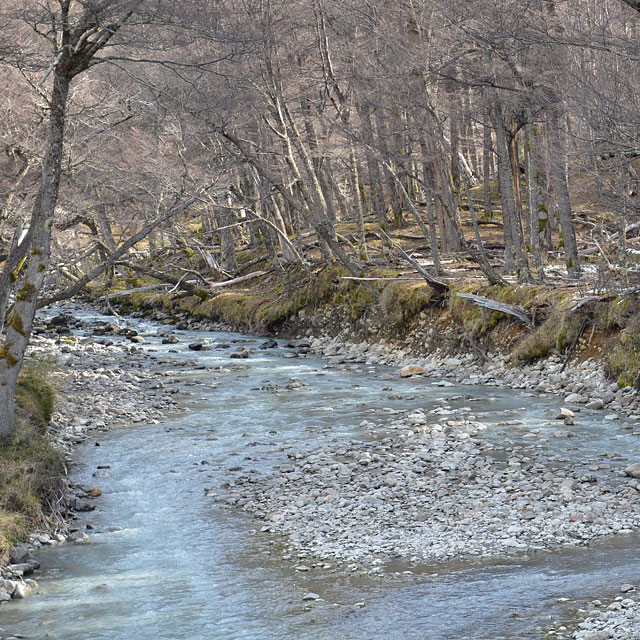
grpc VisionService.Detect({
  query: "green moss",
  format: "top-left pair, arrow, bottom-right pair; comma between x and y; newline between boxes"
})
597,296 -> 631,331
380,282 -> 435,327
8,313 -> 25,336
0,343 -> 18,367
196,291 -> 264,329
334,282 -> 378,321
16,282 -> 36,302
604,318 -> 640,387
514,310 -> 584,363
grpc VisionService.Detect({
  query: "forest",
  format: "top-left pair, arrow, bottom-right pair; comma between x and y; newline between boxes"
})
0,0 -> 639,434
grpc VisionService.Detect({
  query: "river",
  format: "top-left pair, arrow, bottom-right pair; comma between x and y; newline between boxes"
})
1,309 -> 638,639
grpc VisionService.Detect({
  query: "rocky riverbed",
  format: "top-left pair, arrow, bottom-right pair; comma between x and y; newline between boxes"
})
570,591 -> 640,640
306,333 -> 640,422
2,304 -> 639,638
215,406 -> 640,570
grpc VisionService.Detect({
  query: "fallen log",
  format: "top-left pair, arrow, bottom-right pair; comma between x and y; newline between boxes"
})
106,284 -> 172,300
456,293 -> 532,327
209,269 -> 270,289
377,229 -> 449,293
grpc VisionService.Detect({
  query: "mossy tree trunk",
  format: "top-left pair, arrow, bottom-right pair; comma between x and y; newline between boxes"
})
0,67 -> 70,437
0,1 -> 136,437
546,107 -> 580,279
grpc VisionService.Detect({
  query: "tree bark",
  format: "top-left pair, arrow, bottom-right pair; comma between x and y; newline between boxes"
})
524,121 -> 545,281
546,108 -> 580,278
486,84 -> 530,280
0,68 -> 70,437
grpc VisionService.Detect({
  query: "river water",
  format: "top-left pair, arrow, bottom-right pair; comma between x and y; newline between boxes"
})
1,311 -> 639,639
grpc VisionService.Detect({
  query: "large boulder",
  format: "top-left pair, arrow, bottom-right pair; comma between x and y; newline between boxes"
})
399,365 -> 426,378
12,581 -> 34,599
624,463 -> 640,479
0,579 -> 17,596
8,545 -> 30,565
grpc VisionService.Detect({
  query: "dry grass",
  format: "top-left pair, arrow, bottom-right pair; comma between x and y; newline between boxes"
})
0,365 -> 65,559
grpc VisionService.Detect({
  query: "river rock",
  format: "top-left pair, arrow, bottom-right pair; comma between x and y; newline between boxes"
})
624,463 -> 640,479
0,580 -> 17,596
12,582 -> 33,599
586,399 -> 605,410
49,313 -> 73,327
259,339 -> 278,349
188,341 -> 205,351
8,545 -> 30,565
288,338 -> 311,348
72,498 -> 96,512
10,561 -> 39,575
399,365 -> 426,378
302,592 -> 320,601
68,530 -> 90,543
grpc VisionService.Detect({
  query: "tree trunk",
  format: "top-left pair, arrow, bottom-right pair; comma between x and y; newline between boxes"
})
488,94 -> 530,280
357,103 -> 387,228
546,108 -> 580,278
525,121 -> 545,280
350,142 -> 369,260
0,69 -> 70,437
483,122 -> 493,220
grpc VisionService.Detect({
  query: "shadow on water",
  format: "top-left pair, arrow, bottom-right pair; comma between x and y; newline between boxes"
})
1,308 -> 638,639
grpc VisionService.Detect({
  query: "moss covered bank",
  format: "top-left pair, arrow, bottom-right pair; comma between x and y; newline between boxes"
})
114,267 -> 640,390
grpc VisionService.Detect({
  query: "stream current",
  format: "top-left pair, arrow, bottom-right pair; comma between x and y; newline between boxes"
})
1,309 -> 639,639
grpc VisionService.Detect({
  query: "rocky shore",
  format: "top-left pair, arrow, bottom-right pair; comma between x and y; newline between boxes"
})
215,330 -> 640,635
307,333 -> 640,422
570,591 -> 640,640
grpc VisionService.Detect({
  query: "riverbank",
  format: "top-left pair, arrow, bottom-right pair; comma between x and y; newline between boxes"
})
1,308 -> 198,608
115,288 -> 640,638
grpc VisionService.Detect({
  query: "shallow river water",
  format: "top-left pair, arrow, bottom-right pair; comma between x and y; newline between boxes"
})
1,311 -> 639,639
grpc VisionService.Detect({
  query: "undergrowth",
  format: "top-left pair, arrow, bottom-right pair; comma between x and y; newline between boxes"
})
0,363 -> 64,559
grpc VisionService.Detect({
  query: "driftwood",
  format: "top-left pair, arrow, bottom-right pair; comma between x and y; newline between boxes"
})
341,276 -> 424,282
377,229 -> 449,293
568,295 -> 615,311
209,269 -> 270,289
106,284 -> 172,300
456,293 -> 532,327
